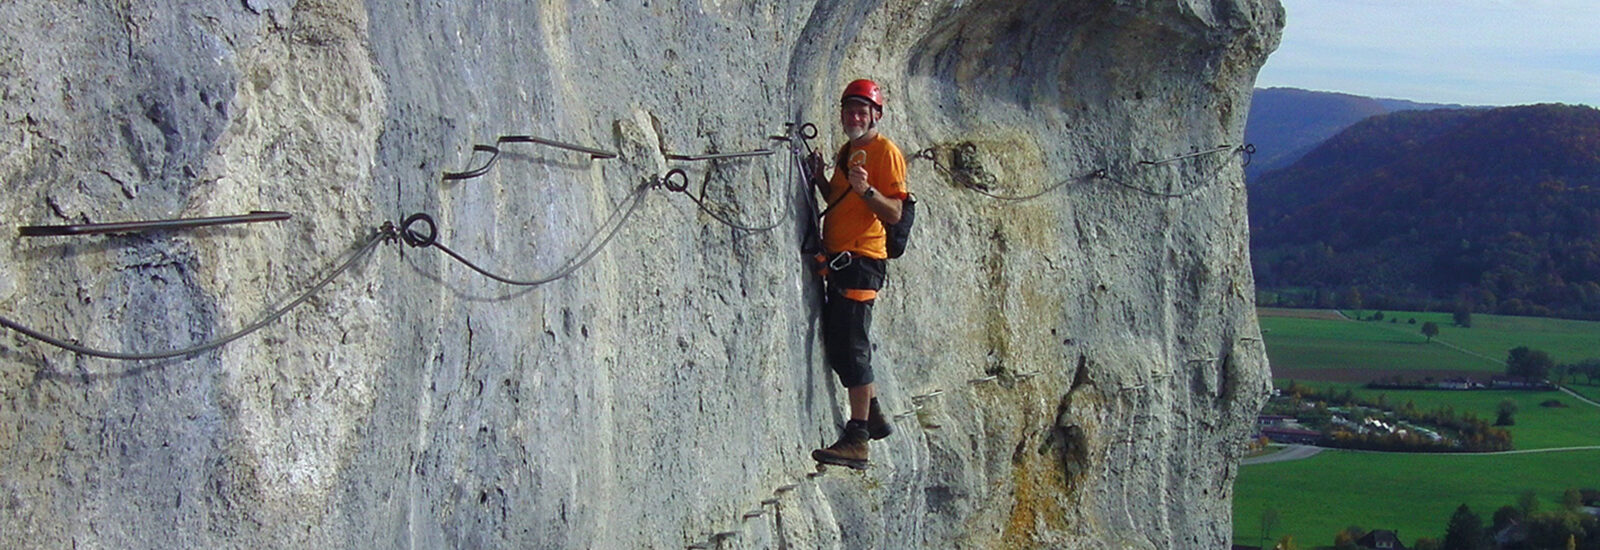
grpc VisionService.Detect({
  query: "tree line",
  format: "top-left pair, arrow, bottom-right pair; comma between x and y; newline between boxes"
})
1411,490 -> 1600,550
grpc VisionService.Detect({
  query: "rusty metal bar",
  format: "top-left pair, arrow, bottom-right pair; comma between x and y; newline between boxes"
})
19,211 -> 291,237
442,144 -> 502,180
497,135 -> 617,159
665,149 -> 775,161
444,134 -> 616,180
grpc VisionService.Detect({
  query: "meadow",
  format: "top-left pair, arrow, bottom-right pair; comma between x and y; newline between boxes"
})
1262,310 -> 1600,381
1237,309 -> 1600,548
1234,449 -> 1600,548
1339,310 -> 1600,366
1263,316 -> 1497,379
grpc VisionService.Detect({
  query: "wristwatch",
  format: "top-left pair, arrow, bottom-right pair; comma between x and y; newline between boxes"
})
860,187 -> 876,199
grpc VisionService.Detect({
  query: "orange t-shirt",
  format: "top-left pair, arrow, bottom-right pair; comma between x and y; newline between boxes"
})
822,134 -> 908,259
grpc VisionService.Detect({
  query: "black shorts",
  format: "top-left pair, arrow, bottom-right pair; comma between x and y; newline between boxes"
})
821,257 -> 885,388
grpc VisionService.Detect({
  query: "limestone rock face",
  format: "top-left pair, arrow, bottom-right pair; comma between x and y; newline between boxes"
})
0,1 -> 1280,548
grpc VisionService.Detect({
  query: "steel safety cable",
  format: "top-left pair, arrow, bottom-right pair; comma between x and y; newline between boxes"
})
1098,167 -> 1201,199
1105,144 -> 1256,198
399,179 -> 653,287
776,122 -> 858,221
776,121 -> 833,256
771,122 -> 827,187
1137,144 -> 1234,166
911,146 -> 1094,202
0,229 -> 390,361
658,168 -> 788,233
679,191 -> 788,232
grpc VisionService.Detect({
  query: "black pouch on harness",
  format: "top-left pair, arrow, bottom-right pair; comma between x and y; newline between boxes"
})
885,193 -> 915,259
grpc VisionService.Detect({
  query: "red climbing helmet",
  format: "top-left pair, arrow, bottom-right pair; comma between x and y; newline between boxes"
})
841,79 -> 883,110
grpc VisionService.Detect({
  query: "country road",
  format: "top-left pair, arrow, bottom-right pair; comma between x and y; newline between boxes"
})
1241,444 -> 1323,465
1560,385 -> 1600,409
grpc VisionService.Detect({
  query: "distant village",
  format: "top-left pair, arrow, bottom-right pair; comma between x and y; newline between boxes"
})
1251,375 -> 1578,454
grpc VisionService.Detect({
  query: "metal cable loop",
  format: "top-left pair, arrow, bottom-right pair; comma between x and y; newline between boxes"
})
781,124 -> 826,255
660,169 -> 690,193
770,122 -> 820,158
678,193 -> 787,232
399,213 -> 438,248
411,180 -> 652,287
776,122 -> 828,183
0,230 -> 390,361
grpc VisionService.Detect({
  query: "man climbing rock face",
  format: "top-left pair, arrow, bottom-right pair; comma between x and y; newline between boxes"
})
808,79 -> 909,470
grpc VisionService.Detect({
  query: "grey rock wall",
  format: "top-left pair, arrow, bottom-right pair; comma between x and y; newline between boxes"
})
0,1 -> 1281,548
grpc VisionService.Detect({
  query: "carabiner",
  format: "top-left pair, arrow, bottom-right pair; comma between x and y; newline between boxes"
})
848,149 -> 867,168
828,251 -> 854,271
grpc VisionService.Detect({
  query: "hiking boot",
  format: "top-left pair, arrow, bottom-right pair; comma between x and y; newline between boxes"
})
812,420 -> 870,470
867,398 -> 893,440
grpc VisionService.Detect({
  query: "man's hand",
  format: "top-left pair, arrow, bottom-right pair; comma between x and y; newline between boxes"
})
848,165 -> 870,194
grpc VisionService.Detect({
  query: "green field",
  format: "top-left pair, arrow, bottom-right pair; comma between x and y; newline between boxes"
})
1238,309 -> 1600,548
1234,449 -> 1600,548
1263,310 -> 1600,380
1341,310 -> 1600,366
1263,316 -> 1498,375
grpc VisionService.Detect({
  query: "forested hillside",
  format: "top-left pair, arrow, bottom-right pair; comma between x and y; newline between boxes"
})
1250,104 -> 1600,319
1244,87 -> 1463,179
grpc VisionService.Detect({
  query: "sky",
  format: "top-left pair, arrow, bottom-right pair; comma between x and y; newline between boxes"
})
1255,0 -> 1600,107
